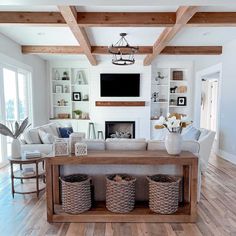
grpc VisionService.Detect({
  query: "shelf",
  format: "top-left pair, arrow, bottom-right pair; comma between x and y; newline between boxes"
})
169,105 -> 187,108
14,180 -> 45,194
71,84 -> 88,86
170,93 -> 187,95
53,105 -> 70,108
170,80 -> 187,83
13,170 -> 45,179
52,93 -> 70,95
72,101 -> 89,102
151,84 -> 169,86
50,118 -> 90,121
52,80 -> 70,83
151,102 -> 168,104
53,201 -> 191,223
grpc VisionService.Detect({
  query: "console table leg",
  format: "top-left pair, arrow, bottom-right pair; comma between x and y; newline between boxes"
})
53,165 -> 60,204
36,162 -> 39,198
10,163 -> 14,198
190,160 -> 198,221
183,165 -> 190,203
46,160 -> 53,223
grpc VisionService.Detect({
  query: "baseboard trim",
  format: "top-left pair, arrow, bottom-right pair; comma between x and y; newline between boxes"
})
217,149 -> 236,165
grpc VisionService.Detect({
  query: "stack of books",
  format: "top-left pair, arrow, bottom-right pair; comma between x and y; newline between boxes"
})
22,167 -> 35,176
23,151 -> 41,159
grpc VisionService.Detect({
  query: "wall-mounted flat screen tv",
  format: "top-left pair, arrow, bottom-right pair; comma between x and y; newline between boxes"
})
100,73 -> 140,97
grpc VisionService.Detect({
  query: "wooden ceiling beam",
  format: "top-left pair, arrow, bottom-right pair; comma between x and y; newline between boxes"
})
0,11 -> 66,26
21,45 -> 222,55
58,6 -> 97,65
1,11 -> 236,27
161,46 -> 222,55
188,12 -> 236,27
77,12 -> 176,27
143,6 -> 199,66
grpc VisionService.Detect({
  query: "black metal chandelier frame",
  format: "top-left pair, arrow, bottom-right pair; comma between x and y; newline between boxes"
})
108,33 -> 139,65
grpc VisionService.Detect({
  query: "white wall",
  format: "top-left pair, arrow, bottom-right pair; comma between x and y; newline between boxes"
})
48,60 -> 151,139
0,33 -> 48,126
90,60 -> 151,139
217,40 -> 236,160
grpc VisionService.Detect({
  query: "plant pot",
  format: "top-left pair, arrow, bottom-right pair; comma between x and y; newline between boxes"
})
165,132 -> 182,155
75,114 -> 81,119
11,138 -> 21,159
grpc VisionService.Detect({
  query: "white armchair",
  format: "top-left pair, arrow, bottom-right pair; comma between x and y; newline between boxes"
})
198,129 -> 216,174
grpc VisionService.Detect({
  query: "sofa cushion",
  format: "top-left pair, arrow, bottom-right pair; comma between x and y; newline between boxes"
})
38,129 -> 56,144
41,123 -> 59,137
106,138 -> 147,151
58,127 -> 73,138
84,139 -> 105,150
182,126 -> 201,141
24,128 -> 42,144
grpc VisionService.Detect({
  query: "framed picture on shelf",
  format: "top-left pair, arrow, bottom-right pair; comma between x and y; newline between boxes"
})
72,92 -> 81,101
177,97 -> 187,106
55,85 -> 63,93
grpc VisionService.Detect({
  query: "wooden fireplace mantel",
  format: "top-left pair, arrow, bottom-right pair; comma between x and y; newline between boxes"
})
95,101 -> 146,106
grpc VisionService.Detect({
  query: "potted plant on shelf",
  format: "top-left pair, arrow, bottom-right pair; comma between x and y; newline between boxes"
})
155,113 -> 191,155
0,117 -> 30,159
73,110 -> 82,119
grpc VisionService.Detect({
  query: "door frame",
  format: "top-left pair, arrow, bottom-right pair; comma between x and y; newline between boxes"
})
194,63 -> 222,154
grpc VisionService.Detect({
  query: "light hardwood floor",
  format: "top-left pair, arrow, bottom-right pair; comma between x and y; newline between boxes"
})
0,154 -> 236,236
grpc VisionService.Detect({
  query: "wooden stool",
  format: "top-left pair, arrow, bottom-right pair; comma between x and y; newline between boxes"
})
88,122 -> 96,139
97,131 -> 104,140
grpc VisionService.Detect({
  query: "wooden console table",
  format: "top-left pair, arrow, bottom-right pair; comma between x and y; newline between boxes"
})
45,150 -> 198,223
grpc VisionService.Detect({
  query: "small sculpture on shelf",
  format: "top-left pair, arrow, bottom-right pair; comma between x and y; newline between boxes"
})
75,71 -> 87,84
170,86 -> 178,93
151,92 -> 159,103
170,99 -> 176,105
55,70 -> 60,80
57,99 -> 68,106
62,71 -> 69,80
155,72 -> 166,85
63,85 -> 69,93
82,94 -> 89,101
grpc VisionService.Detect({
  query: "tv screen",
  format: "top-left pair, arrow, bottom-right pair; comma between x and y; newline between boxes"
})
100,73 -> 140,97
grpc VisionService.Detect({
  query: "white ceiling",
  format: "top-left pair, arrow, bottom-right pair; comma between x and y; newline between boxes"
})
0,26 -> 79,45
1,0 -> 236,6
169,27 -> 236,46
86,27 -> 165,46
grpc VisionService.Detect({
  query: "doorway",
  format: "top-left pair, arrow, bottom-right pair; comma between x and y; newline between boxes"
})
200,73 -> 219,133
195,63 -> 222,154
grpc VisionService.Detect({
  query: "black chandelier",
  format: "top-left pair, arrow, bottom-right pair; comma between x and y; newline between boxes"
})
108,33 -> 139,65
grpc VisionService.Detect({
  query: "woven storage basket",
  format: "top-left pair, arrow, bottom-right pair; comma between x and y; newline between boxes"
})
106,174 -> 136,213
147,174 -> 181,214
60,174 -> 91,214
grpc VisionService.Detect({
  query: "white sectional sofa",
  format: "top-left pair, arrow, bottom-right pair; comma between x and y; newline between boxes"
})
21,123 -> 215,201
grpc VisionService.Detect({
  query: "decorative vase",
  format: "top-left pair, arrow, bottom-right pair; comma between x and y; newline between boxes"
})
11,138 -> 21,159
165,132 -> 182,155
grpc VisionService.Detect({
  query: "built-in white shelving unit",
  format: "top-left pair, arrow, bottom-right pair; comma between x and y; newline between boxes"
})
50,67 -> 90,120
150,67 -> 190,139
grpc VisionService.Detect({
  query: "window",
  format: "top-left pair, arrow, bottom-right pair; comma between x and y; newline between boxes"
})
0,65 -> 32,163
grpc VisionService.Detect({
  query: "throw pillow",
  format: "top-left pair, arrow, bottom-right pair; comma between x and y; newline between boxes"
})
38,130 -> 55,144
58,127 -> 74,138
182,126 -> 201,141
24,128 -> 42,144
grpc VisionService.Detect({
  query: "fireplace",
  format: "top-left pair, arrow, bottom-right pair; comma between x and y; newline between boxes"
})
105,121 -> 135,139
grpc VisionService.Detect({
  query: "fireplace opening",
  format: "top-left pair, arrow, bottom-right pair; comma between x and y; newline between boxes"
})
105,121 -> 135,139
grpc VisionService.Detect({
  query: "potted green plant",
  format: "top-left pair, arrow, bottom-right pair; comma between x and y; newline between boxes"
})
73,110 -> 82,119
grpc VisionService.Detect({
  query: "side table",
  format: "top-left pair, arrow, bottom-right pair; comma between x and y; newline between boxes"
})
9,157 -> 46,198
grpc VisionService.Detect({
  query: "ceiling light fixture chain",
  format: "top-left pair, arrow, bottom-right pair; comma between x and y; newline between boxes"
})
108,33 -> 139,66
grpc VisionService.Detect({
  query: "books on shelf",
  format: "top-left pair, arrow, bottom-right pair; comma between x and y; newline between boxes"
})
23,151 -> 41,159
22,167 -> 35,176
